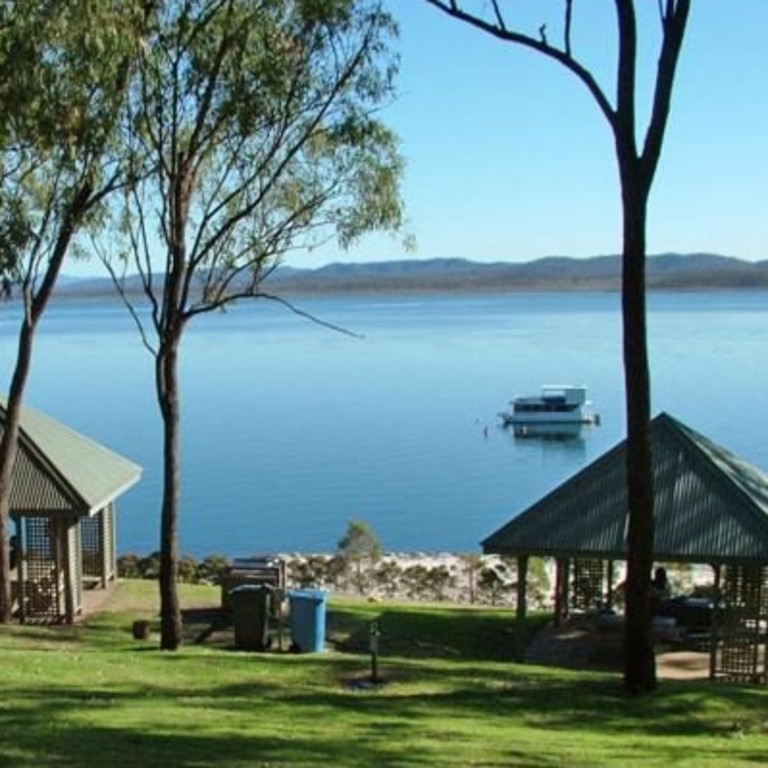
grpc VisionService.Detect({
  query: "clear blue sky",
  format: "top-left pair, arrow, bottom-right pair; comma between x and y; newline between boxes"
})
293,1 -> 768,268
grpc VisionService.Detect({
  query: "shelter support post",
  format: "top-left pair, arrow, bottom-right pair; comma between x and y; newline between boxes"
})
709,563 -> 721,681
99,504 -> 115,587
108,503 -> 117,584
64,515 -> 80,623
605,560 -> 615,610
554,558 -> 570,627
11,516 -> 22,619
80,505 -> 117,590
516,556 -> 528,620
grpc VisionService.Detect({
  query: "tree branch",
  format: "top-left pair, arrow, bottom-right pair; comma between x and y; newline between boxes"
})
641,0 -> 691,184
187,18 -> 378,287
613,0 -> 639,166
423,0 -> 616,128
257,292 -> 364,339
490,0 -> 506,32
94,234 -> 158,356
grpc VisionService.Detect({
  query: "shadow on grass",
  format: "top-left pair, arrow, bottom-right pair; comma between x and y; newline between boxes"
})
3,667 -> 768,768
327,605 -> 548,663
3,598 -> 768,767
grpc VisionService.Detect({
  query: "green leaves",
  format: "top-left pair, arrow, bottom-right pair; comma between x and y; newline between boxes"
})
337,519 -> 383,562
3,1 -> 139,159
1,0 -> 144,282
120,0 -> 404,314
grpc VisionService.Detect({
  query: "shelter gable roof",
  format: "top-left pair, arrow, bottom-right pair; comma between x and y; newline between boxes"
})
482,412 -> 768,564
668,416 -> 768,518
0,396 -> 141,515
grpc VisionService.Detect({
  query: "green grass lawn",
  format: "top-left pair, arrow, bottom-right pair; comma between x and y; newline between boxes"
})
1,581 -> 767,767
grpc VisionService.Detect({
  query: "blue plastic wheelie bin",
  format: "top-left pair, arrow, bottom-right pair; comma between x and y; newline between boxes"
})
287,589 -> 327,653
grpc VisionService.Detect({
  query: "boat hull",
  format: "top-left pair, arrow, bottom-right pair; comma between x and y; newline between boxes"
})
500,410 -> 597,426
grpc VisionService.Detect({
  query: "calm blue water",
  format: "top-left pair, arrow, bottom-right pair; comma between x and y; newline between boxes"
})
1,290 -> 767,557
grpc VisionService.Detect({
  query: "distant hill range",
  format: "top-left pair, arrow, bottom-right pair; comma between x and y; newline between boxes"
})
55,253 -> 768,297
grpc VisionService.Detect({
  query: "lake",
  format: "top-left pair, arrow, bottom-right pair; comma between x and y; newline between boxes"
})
1,290 -> 767,557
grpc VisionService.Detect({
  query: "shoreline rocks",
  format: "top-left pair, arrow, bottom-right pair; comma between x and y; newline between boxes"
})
278,551 -> 540,608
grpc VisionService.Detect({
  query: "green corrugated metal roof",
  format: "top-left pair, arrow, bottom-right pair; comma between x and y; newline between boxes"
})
0,396 -> 141,516
482,412 -> 768,565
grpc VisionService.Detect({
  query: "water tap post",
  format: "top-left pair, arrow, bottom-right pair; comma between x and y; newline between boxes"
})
369,620 -> 381,682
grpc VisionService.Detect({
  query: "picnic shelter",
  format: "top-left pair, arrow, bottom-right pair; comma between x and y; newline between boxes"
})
1,396 -> 141,623
483,412 -> 768,683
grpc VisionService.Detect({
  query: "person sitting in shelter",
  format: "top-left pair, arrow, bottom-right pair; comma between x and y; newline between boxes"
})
650,566 -> 670,613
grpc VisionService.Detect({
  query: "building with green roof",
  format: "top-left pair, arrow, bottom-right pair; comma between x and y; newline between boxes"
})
484,412 -> 768,683
1,397 -> 141,623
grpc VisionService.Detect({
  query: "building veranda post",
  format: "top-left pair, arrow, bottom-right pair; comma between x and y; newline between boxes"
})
1,397 -> 141,623
484,413 -> 768,684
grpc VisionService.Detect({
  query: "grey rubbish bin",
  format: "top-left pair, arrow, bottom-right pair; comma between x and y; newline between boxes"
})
230,584 -> 271,650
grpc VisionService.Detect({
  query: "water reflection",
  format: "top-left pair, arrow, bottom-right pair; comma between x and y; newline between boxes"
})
499,422 -> 590,462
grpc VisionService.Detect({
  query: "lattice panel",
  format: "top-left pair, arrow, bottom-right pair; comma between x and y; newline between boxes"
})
722,566 -> 767,630
81,513 -> 103,578
720,630 -> 762,684
717,565 -> 767,684
103,504 -> 115,580
20,516 -> 62,622
571,558 -> 605,612
24,515 -> 51,560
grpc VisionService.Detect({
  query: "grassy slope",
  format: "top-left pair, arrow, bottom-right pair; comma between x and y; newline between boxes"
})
1,581 -> 767,767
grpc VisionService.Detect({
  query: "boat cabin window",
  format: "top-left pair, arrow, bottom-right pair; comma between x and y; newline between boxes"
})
514,402 -> 578,413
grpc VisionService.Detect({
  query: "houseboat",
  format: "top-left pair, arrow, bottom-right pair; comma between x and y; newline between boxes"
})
499,385 -> 598,426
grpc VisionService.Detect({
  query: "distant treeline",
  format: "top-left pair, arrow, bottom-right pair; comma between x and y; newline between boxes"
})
52,253 -> 768,299
266,252 -> 768,294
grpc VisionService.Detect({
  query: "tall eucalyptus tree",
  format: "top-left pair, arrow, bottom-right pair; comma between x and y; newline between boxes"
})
109,0 -> 404,649
0,1 -> 143,621
424,0 -> 691,694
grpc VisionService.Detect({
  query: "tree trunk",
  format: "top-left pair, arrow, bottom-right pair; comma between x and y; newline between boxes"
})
0,179 -> 94,622
619,171 -> 656,695
0,317 -> 36,621
156,338 -> 182,650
